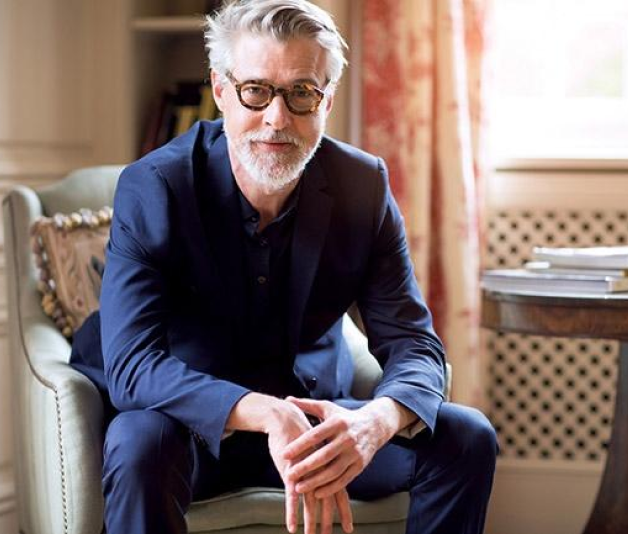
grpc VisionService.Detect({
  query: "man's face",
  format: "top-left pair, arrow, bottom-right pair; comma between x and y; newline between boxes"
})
212,34 -> 333,193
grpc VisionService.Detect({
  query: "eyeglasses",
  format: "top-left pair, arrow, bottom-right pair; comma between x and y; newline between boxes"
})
225,71 -> 327,116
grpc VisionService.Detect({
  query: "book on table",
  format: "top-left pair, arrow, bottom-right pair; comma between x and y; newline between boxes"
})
532,246 -> 628,269
481,268 -> 628,294
523,261 -> 628,279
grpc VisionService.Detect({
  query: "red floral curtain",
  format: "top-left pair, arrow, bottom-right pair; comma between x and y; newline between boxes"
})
362,0 -> 491,408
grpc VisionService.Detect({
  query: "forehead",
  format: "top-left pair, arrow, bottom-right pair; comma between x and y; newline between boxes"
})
231,33 -> 328,85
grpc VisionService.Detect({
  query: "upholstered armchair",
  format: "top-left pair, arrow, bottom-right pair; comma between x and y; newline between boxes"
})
4,166 -> 450,534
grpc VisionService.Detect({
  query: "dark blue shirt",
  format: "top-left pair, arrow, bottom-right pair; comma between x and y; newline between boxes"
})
236,181 -> 305,397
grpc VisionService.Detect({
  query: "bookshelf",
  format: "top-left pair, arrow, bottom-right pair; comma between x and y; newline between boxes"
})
132,16 -> 205,34
127,0 -> 215,158
0,0 -> 353,173
94,0 -> 352,164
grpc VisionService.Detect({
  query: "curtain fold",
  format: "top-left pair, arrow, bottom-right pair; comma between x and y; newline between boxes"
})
362,0 -> 490,408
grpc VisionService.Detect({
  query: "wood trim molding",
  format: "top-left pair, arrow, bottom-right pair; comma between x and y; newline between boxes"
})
493,157 -> 628,172
0,465 -> 15,516
496,457 -> 603,475
0,175 -> 70,196
0,146 -> 97,181
487,170 -> 628,210
0,312 -> 8,337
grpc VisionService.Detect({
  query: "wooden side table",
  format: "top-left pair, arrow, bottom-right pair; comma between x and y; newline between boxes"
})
482,289 -> 628,534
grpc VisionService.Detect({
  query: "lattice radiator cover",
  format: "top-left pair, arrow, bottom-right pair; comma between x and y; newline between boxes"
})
485,210 -> 623,462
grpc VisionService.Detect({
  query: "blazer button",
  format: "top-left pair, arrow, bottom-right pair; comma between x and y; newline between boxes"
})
305,376 -> 318,391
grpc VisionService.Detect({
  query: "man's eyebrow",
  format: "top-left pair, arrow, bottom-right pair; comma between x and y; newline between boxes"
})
245,76 -> 322,87
290,78 -> 321,86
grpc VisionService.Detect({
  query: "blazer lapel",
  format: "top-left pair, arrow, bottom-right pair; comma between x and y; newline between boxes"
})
201,134 -> 246,322
288,156 -> 333,355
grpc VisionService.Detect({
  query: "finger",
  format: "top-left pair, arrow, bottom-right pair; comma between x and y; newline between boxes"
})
285,482 -> 299,534
288,437 -> 348,481
321,496 -> 335,534
283,420 -> 339,460
303,492 -> 317,534
335,490 -> 354,533
314,465 -> 362,499
295,455 -> 353,494
287,397 -> 333,420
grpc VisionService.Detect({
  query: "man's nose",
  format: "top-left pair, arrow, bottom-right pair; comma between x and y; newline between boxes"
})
263,94 -> 292,130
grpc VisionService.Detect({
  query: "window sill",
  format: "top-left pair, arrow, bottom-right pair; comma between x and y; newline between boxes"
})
493,157 -> 628,173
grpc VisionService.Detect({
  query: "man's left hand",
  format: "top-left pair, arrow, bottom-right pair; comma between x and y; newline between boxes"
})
282,398 -> 394,498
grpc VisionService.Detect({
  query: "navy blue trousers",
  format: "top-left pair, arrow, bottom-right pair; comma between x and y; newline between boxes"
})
102,403 -> 497,534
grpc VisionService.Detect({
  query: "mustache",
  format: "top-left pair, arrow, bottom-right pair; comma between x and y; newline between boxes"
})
244,130 -> 305,148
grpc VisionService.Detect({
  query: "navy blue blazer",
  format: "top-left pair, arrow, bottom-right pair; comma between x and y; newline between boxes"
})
99,120 -> 446,458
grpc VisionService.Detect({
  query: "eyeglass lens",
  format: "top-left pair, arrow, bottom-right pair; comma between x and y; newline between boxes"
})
240,82 -> 320,113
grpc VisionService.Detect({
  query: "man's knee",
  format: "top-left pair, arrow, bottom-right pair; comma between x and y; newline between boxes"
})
435,403 -> 498,473
104,410 -> 189,481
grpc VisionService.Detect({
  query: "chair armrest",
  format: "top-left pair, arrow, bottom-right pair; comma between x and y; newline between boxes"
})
343,315 -> 383,399
12,320 -> 105,534
444,362 -> 452,402
343,315 -> 453,402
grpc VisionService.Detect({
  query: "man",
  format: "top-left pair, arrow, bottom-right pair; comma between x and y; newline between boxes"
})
93,1 -> 497,533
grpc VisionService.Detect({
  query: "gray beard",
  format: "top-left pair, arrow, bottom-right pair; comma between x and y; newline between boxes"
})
227,130 -> 323,193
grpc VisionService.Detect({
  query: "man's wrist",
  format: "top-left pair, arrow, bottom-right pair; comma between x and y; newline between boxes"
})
361,397 -> 418,441
226,392 -> 286,434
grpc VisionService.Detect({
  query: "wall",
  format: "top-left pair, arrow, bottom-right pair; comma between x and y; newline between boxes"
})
484,167 -> 628,534
487,169 -> 628,211
312,0 -> 353,143
0,0 -> 133,527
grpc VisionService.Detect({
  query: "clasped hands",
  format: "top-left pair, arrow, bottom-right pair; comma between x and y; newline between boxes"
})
268,397 -> 392,534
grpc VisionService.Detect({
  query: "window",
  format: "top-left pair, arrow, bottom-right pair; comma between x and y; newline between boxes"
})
489,0 -> 628,166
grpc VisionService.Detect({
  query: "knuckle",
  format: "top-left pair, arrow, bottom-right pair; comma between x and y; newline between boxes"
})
334,417 -> 349,432
331,480 -> 344,494
341,433 -> 356,449
319,445 -> 333,459
341,468 -> 355,485
326,414 -> 339,427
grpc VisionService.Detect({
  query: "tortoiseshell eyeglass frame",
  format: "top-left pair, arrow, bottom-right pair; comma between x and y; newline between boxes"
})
225,71 -> 328,116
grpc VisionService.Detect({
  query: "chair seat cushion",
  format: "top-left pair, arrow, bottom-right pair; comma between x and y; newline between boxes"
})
186,487 -> 409,532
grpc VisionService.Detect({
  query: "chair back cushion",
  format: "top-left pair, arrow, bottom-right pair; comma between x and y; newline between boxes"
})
3,165 -> 123,365
37,166 -> 122,215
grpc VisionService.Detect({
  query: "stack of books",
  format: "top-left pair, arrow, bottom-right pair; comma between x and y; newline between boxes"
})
482,246 -> 628,294
140,81 -> 219,157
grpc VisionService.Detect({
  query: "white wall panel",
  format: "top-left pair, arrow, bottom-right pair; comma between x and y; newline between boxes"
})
486,459 -> 600,534
487,170 -> 628,210
0,0 -> 91,147
484,168 -> 628,533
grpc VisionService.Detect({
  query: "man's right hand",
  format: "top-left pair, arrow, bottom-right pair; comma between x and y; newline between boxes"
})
226,393 -> 354,534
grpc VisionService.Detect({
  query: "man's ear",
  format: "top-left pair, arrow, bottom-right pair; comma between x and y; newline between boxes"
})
324,87 -> 335,117
210,70 -> 224,112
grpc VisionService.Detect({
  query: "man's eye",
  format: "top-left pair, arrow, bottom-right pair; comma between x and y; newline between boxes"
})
243,85 -> 266,96
292,89 -> 315,98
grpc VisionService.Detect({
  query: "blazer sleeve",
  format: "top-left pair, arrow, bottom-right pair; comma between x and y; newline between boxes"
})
357,158 -> 447,434
100,162 -> 250,458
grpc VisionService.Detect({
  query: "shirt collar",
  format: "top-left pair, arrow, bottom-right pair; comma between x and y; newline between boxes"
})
237,179 -> 302,227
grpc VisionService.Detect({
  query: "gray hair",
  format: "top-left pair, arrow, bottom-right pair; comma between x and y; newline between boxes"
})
204,0 -> 348,84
